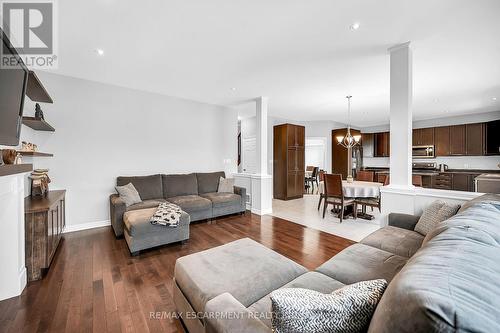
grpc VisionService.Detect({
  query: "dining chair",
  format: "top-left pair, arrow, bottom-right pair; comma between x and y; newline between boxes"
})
305,167 -> 319,193
306,166 -> 314,172
317,170 -> 326,210
322,174 -> 357,222
412,175 -> 423,187
378,174 -> 389,186
356,170 -> 374,182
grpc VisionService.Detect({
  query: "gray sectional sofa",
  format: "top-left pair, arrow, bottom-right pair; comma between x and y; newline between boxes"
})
173,194 -> 500,333
109,171 -> 246,254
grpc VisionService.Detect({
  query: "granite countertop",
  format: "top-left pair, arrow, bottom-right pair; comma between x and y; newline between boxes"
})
362,167 -> 500,175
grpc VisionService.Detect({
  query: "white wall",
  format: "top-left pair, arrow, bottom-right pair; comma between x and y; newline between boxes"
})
15,72 -> 238,229
362,111 -> 500,170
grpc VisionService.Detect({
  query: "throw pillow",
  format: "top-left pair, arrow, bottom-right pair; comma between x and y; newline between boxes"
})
270,279 -> 388,333
421,202 -> 461,245
414,200 -> 445,235
115,183 -> 142,207
217,177 -> 235,193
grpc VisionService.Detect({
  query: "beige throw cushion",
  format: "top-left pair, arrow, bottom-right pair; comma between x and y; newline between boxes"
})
217,177 -> 235,193
115,183 -> 142,207
415,200 -> 460,236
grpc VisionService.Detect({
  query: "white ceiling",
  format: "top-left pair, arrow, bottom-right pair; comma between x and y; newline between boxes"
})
53,0 -> 500,126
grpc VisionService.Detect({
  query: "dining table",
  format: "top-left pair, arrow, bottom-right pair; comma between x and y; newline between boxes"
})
318,180 -> 383,220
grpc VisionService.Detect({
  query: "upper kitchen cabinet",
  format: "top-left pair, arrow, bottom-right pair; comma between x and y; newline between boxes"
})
485,120 -> 500,155
374,132 -> 390,157
435,126 -> 450,156
362,133 -> 374,158
465,123 -> 484,156
412,128 -> 434,146
449,125 -> 466,155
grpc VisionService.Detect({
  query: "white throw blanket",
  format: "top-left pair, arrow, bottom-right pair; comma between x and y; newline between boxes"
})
150,202 -> 182,227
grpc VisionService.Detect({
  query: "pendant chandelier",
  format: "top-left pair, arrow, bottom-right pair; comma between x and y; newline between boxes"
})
336,95 -> 361,149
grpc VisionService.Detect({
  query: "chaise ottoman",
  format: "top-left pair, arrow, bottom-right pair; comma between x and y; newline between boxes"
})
123,207 -> 190,255
173,238 -> 308,333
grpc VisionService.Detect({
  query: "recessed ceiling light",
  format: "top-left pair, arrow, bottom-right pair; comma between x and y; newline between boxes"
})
350,22 -> 360,31
231,87 -> 237,91
493,97 -> 497,101
95,49 -> 104,56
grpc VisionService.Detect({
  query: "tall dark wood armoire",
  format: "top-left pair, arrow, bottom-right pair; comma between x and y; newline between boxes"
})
273,124 -> 305,200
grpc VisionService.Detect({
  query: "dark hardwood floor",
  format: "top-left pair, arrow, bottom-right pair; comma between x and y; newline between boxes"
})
0,213 -> 354,333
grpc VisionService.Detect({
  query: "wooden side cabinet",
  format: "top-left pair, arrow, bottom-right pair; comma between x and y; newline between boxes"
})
25,190 -> 66,281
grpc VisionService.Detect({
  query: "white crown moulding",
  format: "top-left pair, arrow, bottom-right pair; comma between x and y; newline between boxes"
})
388,41 -> 411,53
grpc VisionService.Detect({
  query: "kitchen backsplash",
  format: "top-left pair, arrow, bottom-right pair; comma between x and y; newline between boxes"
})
364,156 -> 500,170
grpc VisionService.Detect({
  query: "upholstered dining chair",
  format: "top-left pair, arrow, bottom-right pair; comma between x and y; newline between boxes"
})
317,170 -> 326,210
322,174 -> 357,222
306,165 -> 314,172
356,170 -> 374,182
412,175 -> 423,187
379,174 -> 390,186
305,167 -> 319,193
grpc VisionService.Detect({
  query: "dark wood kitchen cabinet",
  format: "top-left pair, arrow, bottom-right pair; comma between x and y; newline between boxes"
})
332,128 -> 362,179
485,120 -> 500,155
435,126 -> 451,156
413,128 -> 434,146
465,123 -> 484,156
25,190 -> 66,281
449,125 -> 466,155
274,124 -> 305,200
374,132 -> 390,157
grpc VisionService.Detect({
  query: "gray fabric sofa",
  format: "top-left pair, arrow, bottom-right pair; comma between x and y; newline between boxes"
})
109,171 -> 246,253
173,194 -> 500,333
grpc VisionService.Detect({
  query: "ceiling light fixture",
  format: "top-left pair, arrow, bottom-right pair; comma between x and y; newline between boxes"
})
231,87 -> 237,91
350,22 -> 360,31
493,97 -> 497,101
95,49 -> 104,56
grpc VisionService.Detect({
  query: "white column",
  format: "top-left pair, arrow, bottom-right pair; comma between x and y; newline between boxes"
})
250,96 -> 272,215
388,42 -> 413,188
255,96 -> 268,175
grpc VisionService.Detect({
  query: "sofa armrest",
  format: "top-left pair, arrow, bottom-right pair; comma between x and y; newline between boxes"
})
388,213 -> 420,231
233,186 -> 247,212
205,293 -> 270,333
110,194 -> 126,237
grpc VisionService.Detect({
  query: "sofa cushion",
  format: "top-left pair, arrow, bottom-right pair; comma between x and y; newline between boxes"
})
124,207 -> 190,237
457,193 -> 500,213
196,171 -> 226,194
126,199 -> 166,211
115,183 -> 142,207
368,202 -> 500,333
117,174 -> 163,201
167,195 -> 211,214
174,238 -> 308,314
162,174 -> 198,198
201,192 -> 241,208
316,243 -> 407,285
270,280 -> 387,333
361,226 -> 424,258
248,272 -> 345,328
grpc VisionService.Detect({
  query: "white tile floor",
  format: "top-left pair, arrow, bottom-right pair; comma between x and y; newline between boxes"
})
271,194 -> 382,242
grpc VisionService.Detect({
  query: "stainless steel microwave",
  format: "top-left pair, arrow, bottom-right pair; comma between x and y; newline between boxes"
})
412,145 -> 435,158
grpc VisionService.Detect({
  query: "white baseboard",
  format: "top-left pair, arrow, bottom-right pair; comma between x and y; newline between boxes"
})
63,220 -> 111,233
251,208 -> 273,216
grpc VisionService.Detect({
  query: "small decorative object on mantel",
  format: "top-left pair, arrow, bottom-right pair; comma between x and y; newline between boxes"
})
21,141 -> 38,152
30,169 -> 51,197
1,149 -> 17,164
34,103 -> 45,120
14,153 -> 22,165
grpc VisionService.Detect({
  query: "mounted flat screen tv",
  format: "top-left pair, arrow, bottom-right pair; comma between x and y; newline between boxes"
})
0,28 -> 29,146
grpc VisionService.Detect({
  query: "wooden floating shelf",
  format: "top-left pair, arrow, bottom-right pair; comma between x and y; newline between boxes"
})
17,151 -> 54,157
0,164 -> 33,177
26,71 -> 53,104
22,117 -> 55,132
